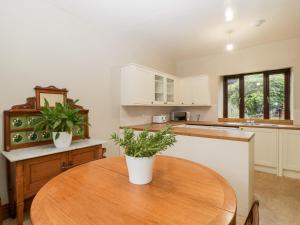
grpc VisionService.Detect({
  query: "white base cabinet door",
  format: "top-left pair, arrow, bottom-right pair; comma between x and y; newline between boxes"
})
241,127 -> 278,174
279,129 -> 300,179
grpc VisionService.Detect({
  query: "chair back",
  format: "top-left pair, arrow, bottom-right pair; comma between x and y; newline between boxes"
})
244,200 -> 259,225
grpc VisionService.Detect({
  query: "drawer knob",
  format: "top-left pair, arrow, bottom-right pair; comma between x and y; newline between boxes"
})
61,162 -> 69,170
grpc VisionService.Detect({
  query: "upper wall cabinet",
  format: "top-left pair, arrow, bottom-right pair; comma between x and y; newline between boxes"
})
154,73 -> 178,105
121,65 -> 155,105
178,75 -> 211,106
121,64 -> 210,106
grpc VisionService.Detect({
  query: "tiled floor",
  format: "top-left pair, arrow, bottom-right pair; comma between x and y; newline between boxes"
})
237,172 -> 300,225
4,172 -> 300,225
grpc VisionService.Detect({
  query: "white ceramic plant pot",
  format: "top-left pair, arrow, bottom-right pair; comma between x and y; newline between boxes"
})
52,132 -> 72,148
125,155 -> 155,185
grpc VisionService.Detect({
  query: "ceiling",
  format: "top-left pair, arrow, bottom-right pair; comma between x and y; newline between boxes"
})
49,0 -> 300,60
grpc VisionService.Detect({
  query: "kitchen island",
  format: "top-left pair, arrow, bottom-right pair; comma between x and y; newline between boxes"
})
121,122 -> 255,217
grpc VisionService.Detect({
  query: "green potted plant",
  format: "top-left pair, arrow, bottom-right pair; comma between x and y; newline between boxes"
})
33,99 -> 87,148
111,126 -> 176,185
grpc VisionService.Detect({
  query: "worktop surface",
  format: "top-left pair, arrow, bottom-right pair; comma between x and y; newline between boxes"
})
121,122 -> 255,142
187,121 -> 300,130
1,138 -> 106,162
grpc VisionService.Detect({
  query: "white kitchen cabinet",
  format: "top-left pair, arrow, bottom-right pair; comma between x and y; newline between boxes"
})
178,75 -> 211,106
154,73 -> 177,105
192,75 -> 211,105
121,64 -> 178,106
279,129 -> 300,178
121,65 -> 155,105
154,74 -> 165,103
178,77 -> 192,105
166,77 -> 175,103
241,127 -> 278,174
121,64 -> 210,106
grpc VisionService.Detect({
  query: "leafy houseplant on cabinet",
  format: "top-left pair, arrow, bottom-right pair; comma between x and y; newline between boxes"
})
111,126 -> 176,185
34,99 -> 88,148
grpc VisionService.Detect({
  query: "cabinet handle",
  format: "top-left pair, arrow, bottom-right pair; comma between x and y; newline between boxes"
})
192,102 -> 194,105
164,102 -> 167,104
151,101 -> 154,104
61,162 -> 69,170
181,102 -> 184,104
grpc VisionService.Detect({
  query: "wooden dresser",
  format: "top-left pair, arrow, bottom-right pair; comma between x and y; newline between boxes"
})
2,139 -> 105,225
1,86 -> 106,225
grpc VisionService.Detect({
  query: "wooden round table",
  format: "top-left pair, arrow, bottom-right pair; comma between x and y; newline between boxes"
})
31,156 -> 237,225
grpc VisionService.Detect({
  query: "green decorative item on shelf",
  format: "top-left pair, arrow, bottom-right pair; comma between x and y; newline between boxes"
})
33,99 -> 89,148
13,134 -> 23,143
41,131 -> 51,139
111,126 -> 176,185
27,117 -> 39,127
12,118 -> 23,127
28,132 -> 38,141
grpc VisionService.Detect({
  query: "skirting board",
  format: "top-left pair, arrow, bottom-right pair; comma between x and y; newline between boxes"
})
255,165 -> 300,180
255,165 -> 277,175
283,170 -> 300,179
1,203 -> 9,221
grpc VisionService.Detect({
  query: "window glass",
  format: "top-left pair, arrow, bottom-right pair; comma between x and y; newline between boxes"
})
224,69 -> 290,120
269,74 -> 285,119
244,74 -> 264,119
227,78 -> 240,118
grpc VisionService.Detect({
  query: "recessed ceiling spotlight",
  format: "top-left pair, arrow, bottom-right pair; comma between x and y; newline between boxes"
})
225,7 -> 234,22
226,43 -> 234,51
251,19 -> 266,27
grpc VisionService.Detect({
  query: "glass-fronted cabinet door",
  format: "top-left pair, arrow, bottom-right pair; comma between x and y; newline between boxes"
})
166,78 -> 175,103
155,75 -> 165,103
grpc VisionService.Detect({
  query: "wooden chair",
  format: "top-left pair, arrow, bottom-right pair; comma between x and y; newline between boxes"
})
244,200 -> 259,225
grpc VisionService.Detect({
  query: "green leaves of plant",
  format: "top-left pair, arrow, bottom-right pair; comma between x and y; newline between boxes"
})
33,99 -> 88,139
53,120 -> 61,129
111,126 -> 176,158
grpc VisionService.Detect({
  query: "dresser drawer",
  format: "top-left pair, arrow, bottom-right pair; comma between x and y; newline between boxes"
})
23,153 -> 68,198
68,145 -> 102,167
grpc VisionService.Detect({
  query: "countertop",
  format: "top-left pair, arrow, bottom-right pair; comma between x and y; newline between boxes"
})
121,122 -> 255,142
1,138 -> 107,162
186,121 -> 300,130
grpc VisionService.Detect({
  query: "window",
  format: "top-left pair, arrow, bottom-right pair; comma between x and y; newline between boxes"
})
223,68 -> 291,120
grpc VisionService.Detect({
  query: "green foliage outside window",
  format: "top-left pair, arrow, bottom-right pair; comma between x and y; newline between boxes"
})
227,74 -> 284,119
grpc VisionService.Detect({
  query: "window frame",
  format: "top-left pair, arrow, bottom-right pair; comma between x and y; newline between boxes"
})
223,68 -> 291,120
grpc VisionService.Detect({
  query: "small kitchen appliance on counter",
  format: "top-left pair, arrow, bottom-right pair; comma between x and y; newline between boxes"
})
170,111 -> 191,121
152,115 -> 168,124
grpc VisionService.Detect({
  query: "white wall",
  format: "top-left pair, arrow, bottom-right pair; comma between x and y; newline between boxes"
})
176,37 -> 300,124
0,0 -> 175,204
